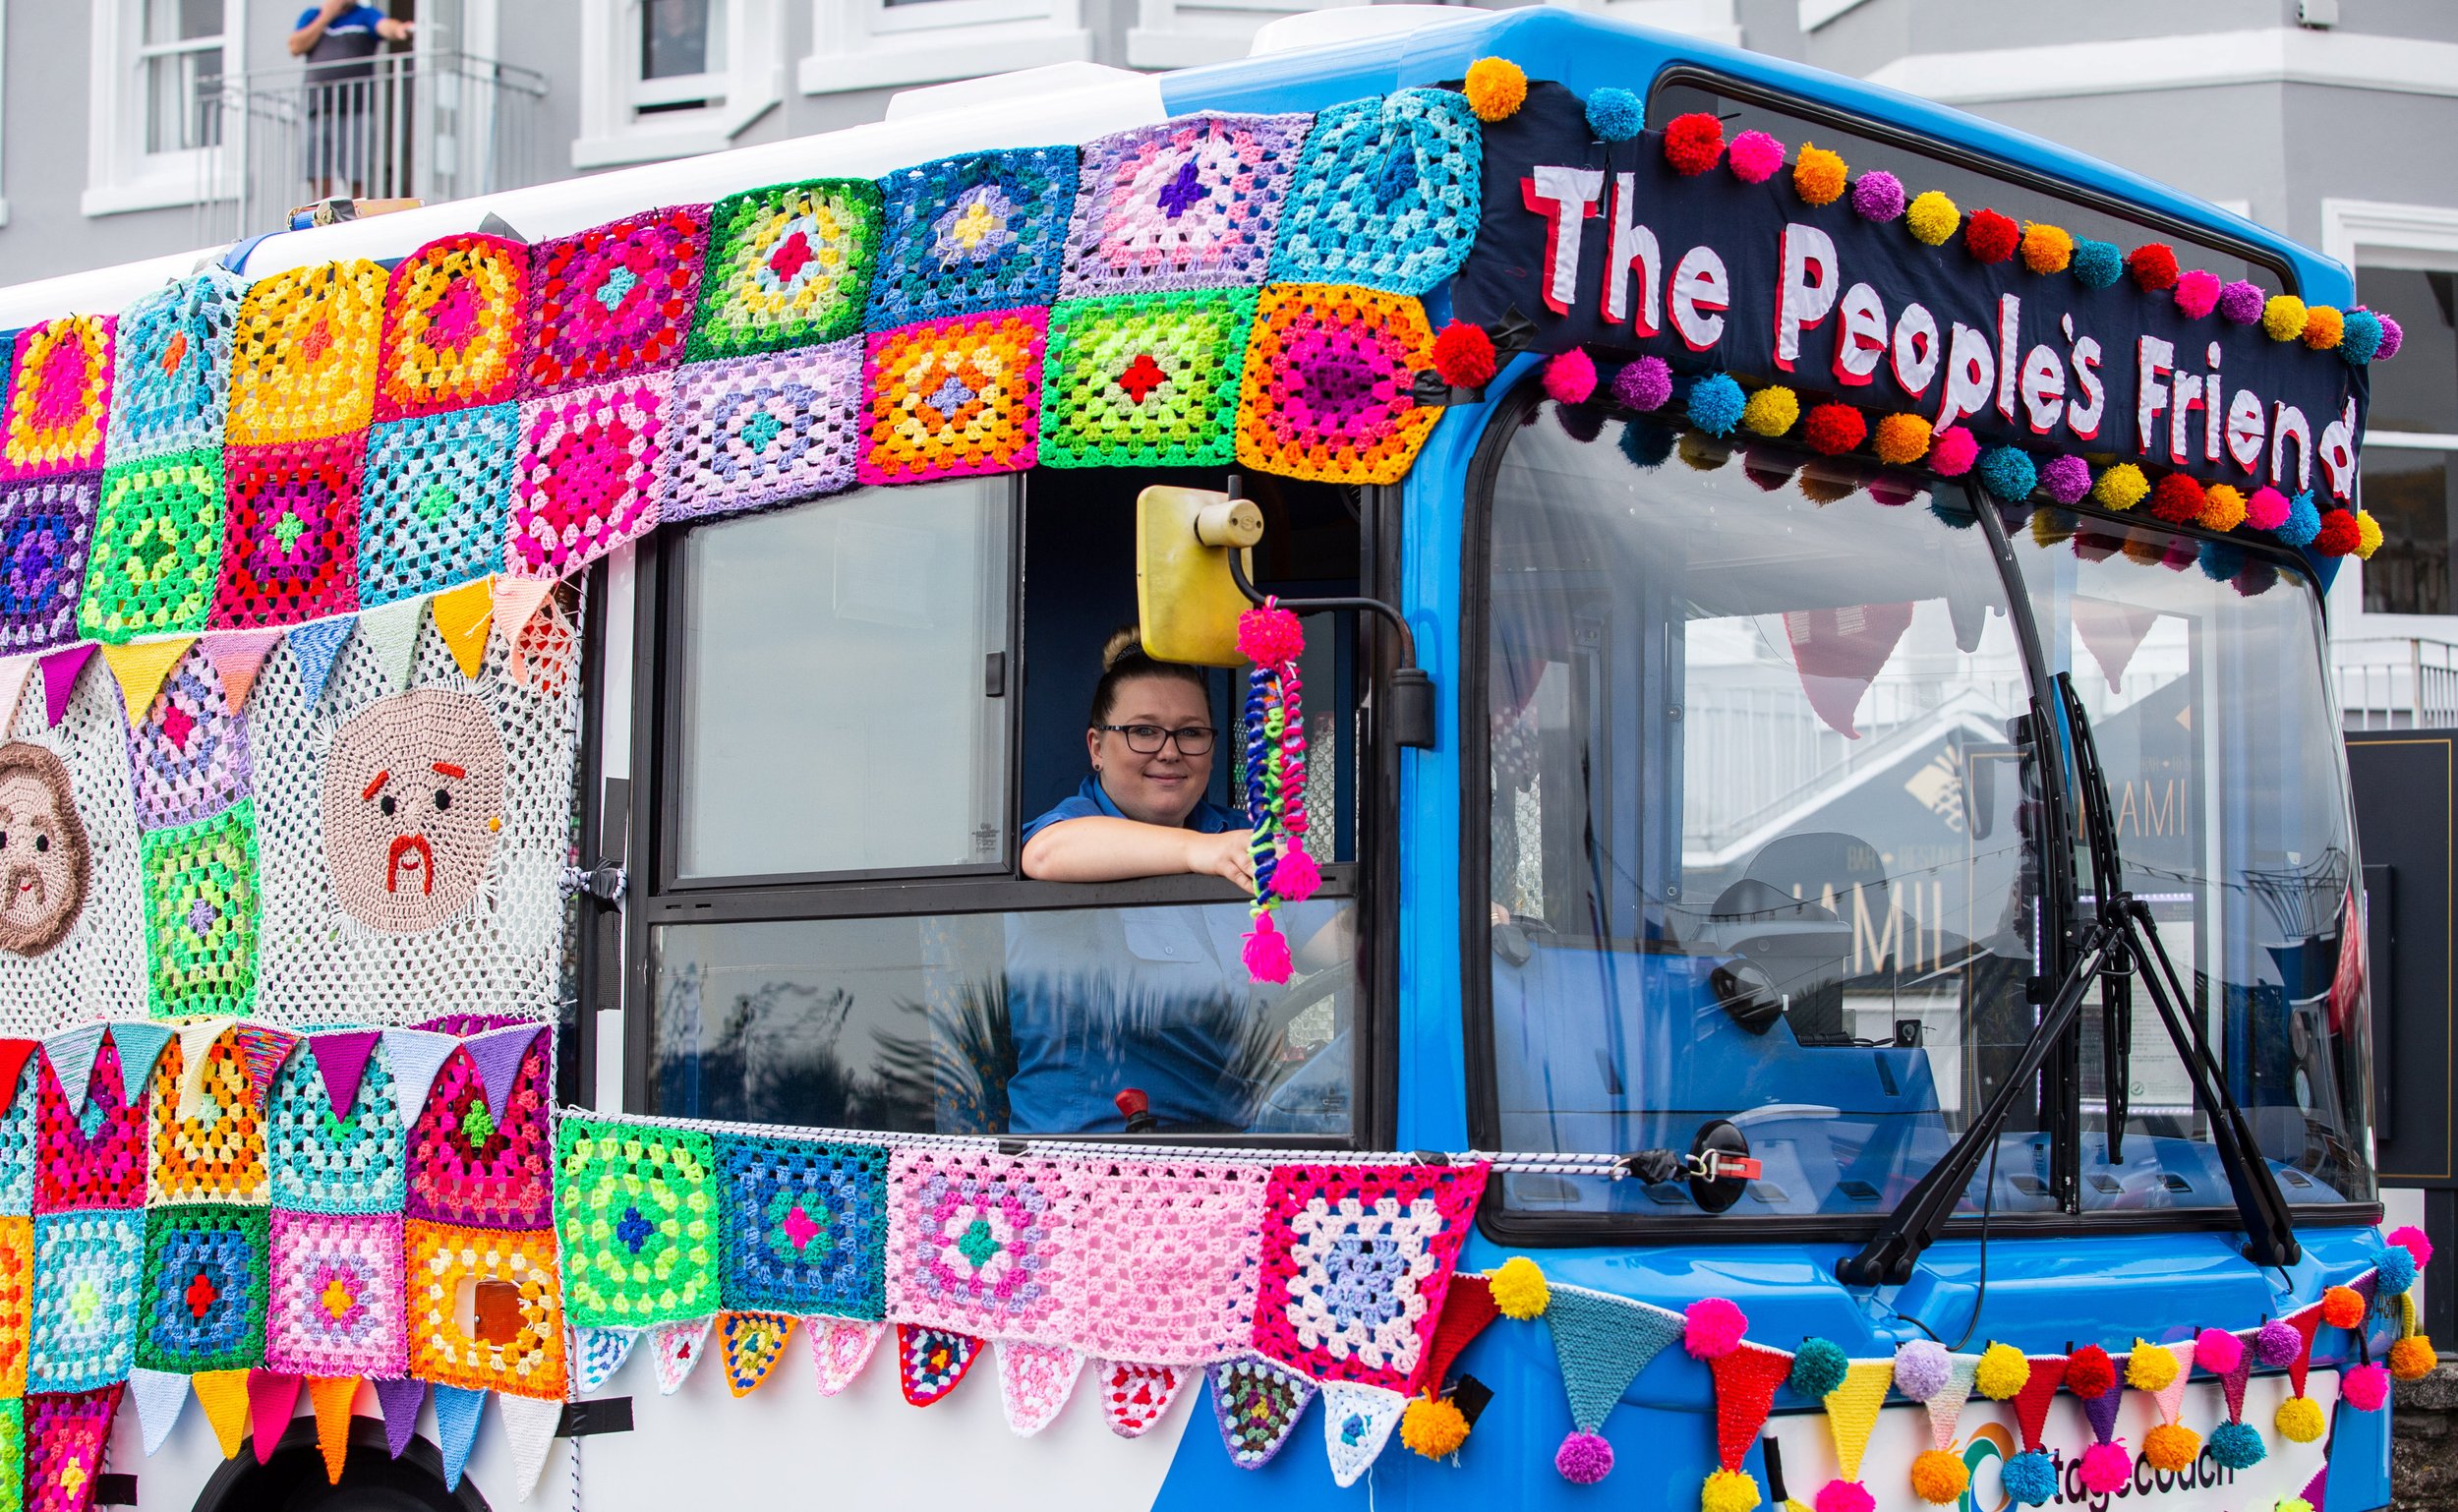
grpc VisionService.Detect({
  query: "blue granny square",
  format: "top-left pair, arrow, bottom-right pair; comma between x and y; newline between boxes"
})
356,404 -> 517,607
106,268 -> 244,464
136,1204 -> 268,1373
1266,89 -> 1483,296
867,148 -> 1079,328
715,1134 -> 888,1318
0,474 -> 97,655
29,1209 -> 143,1393
0,1058 -> 36,1218
265,1041 -> 407,1215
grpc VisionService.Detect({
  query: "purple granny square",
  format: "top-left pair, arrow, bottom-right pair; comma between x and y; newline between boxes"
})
0,474 -> 98,655
660,340 -> 861,523
1059,114 -> 1313,300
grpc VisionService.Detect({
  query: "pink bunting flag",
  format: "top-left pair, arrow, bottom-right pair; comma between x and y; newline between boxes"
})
493,576 -> 556,685
37,643 -> 94,728
200,629 -> 283,714
308,1030 -> 381,1120
2150,1339 -> 2196,1425
2221,1333 -> 2254,1424
1782,604 -> 1914,738
809,1319 -> 885,1397
248,1369 -> 304,1465
996,1342 -> 1084,1435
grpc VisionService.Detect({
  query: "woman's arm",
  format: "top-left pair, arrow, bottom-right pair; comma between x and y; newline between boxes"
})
1024,817 -> 1254,888
290,0 -> 352,54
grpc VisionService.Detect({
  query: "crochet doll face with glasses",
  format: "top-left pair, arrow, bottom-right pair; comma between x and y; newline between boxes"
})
320,688 -> 506,933
0,742 -> 88,956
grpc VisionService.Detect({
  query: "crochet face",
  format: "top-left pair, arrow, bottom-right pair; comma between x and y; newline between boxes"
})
0,743 -> 88,956
320,689 -> 505,933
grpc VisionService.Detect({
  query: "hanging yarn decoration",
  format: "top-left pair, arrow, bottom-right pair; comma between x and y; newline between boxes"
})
2390,1225 -> 2434,1267
2370,1235 -> 2421,1297
1727,131 -> 1785,185
2344,1363 -> 2390,1412
1237,598 -> 1314,983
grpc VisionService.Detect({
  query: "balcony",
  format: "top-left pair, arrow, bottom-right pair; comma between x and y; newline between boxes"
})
2332,636 -> 2458,730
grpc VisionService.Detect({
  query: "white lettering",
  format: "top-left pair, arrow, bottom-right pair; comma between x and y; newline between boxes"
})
1938,322 -> 1996,431
2019,345 -> 2065,435
1834,283 -> 1887,387
1599,173 -> 1661,335
2170,371 -> 2204,467
1520,167 -> 1605,317
2136,336 -> 2174,457
2319,396 -> 2359,500
1995,293 -> 2020,421
2225,389 -> 2265,473
2272,402 -> 2312,493
2066,336 -> 2105,440
1774,223 -> 1840,372
1892,303 -> 1941,397
1670,245 -> 1729,351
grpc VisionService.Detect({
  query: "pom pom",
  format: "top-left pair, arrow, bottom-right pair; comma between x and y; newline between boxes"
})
2020,222 -> 2074,274
2313,508 -> 2362,557
2278,492 -> 2321,547
2141,1423 -> 2199,1473
2195,1327 -> 2245,1376
2063,1346 -> 2117,1400
1688,374 -> 1746,436
2343,1362 -> 2391,1412
2323,1286 -> 2368,1330
1904,191 -> 1960,247
2392,1333 -> 2436,1381
1401,1394 -> 1470,1458
2245,486 -> 2290,531
1931,427 -> 1978,477
2217,279 -> 2265,323
2280,1501 -> 2314,1512
2168,268 -> 2219,320
1789,1338 -> 1850,1401
2071,239 -> 2124,289
1908,1450 -> 1967,1505
2275,1394 -> 2325,1443
2371,1239 -> 2421,1297
1816,1480 -> 1874,1512
2078,1442 -> 2132,1494
1804,403 -> 1866,455
1793,145 -> 1847,207
2040,453 -> 2091,505
1728,130 -> 1784,183
2253,1319 -> 2303,1368
2201,483 -> 2247,532
2127,243 -> 2180,292
1545,348 -> 1598,405
2341,308 -> 2384,365
1851,170 -> 1905,222
1895,1340 -> 1953,1402
1273,844 -> 1320,902
2303,305 -> 2345,350
1975,1343 -> 2029,1401
1742,385 -> 1799,437
2207,1420 -> 2265,1470
1874,413 -> 1932,465
1975,445 -> 2037,503
2094,462 -> 2149,511
1665,113 -> 1726,176
1611,356 -> 1672,412
2127,1341 -> 2180,1393
1585,86 -> 1642,142
2378,312 -> 2406,360
1702,1469 -> 1761,1512
1684,1298 -> 1748,1360
1620,421 -> 1676,470
1489,1255 -> 1550,1319
1432,320 -> 1497,388
1965,208 -> 2019,264
2149,474 -> 2205,525
1463,57 -> 1527,122
1556,1430 -> 1613,1483
1238,605 -> 1305,666
2262,294 -> 2309,341
2392,1224 -> 2435,1267
2000,1450 -> 2058,1507
1243,913 -> 1291,983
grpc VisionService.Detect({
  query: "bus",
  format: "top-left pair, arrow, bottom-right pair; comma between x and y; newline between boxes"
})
0,5 -> 2402,1511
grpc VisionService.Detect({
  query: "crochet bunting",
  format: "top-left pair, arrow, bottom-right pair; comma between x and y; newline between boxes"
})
995,1341 -> 1083,1435
572,1324 -> 634,1392
23,1385 -> 119,1512
1234,283 -> 1437,486
1320,1380 -> 1407,1488
1061,114 -> 1312,299
867,149 -> 1077,327
648,1315 -> 710,1395
405,1038 -> 552,1231
523,208 -> 710,396
0,477 -> 98,655
896,1323 -> 978,1407
264,1036 -> 407,1216
146,1024 -> 268,1204
1095,1360 -> 1187,1438
507,375 -> 669,578
808,1317 -> 884,1396
555,1116 -> 720,1329
1709,1341 -> 1795,1474
226,262 -> 387,447
1038,290 -> 1254,469
1251,1162 -> 1488,1393
660,343 -> 861,522
263,1209 -> 406,1378
32,1039 -> 142,1214
357,406 -> 517,607
213,438 -> 364,627
79,451 -> 223,643
27,1210 -> 142,1393
1823,1360 -> 1894,1481
134,1205 -> 267,1374
0,320 -> 114,483
718,1309 -> 793,1396
1268,89 -> 1484,296
125,645 -> 252,833
106,268 -> 243,464
375,234 -> 531,420
402,1219 -> 567,1398
714,1132 -> 884,1320
138,800 -> 261,1018
1208,1356 -> 1316,1470
884,1146 -> 1082,1345
691,179 -> 882,359
857,310 -> 1046,485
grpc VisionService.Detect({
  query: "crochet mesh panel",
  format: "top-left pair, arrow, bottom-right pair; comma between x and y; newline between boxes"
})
79,450 -> 223,642
0,319 -> 115,483
1073,1157 -> 1268,1365
1060,114 -> 1312,299
0,664 -> 147,1030
226,262 -> 387,448
212,437 -> 365,627
885,1146 -> 1083,1347
357,405 -> 517,606
134,1203 -> 267,1373
1234,283 -> 1436,485
868,150 -> 1077,327
690,180 -> 882,360
857,311 -> 1045,485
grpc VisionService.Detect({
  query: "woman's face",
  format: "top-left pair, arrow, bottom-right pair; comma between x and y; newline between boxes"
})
1089,674 -> 1214,827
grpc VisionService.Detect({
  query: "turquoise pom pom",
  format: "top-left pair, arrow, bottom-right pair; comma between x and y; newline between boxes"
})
1788,1338 -> 1849,1400
2071,239 -> 2124,289
2341,308 -> 2384,365
2278,492 -> 2321,547
1687,374 -> 1746,436
2208,1421 -> 2267,1471
2372,1239 -> 2421,1297
1975,446 -> 2037,503
1586,87 -> 1643,142
2001,1451 -> 2060,1507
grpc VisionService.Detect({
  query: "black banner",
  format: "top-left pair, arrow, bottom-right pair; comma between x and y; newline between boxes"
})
1453,83 -> 2369,499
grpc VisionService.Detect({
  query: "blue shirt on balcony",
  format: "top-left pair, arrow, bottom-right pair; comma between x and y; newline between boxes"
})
296,5 -> 387,84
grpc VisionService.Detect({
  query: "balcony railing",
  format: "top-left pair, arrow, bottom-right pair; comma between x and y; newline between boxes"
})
2332,636 -> 2458,730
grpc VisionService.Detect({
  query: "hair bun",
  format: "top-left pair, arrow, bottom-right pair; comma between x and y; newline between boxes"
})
1100,625 -> 1145,671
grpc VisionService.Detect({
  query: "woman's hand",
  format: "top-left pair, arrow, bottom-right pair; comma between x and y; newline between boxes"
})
1185,828 -> 1257,892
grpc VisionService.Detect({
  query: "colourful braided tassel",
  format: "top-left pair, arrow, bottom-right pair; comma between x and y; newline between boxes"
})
1236,598 -> 1312,982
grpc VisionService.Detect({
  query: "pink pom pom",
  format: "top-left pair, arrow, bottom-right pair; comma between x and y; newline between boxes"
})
2244,487 -> 2289,531
2174,269 -> 2222,320
1545,348 -> 1598,405
2040,454 -> 2091,505
2195,1328 -> 2244,1376
1611,356 -> 1673,412
1273,844 -> 1320,902
1931,428 -> 1978,477
1727,130 -> 1785,184
2343,1363 -> 2391,1412
1684,1298 -> 1748,1360
2078,1443 -> 2132,1495
2392,1225 -> 2435,1267
2378,313 -> 2405,361
1243,914 -> 1291,983
1236,606 -> 1304,667
1556,1430 -> 1613,1483
1816,1481 -> 1875,1512
2255,1319 -> 2302,1368
2218,280 -> 2265,324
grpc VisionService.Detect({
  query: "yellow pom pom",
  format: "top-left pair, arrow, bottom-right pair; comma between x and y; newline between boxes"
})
2262,294 -> 2309,342
2142,1423 -> 2199,1473
1742,385 -> 1799,437
1704,1469 -> 1763,1512
1909,1448 -> 1969,1504
2303,304 -> 2345,350
1488,1256 -> 1550,1319
1463,57 -> 1528,123
2093,462 -> 2149,511
1905,191 -> 1960,247
1793,145 -> 1847,207
2276,1394 -> 2326,1442
1974,1342 -> 2029,1400
2127,1340 -> 2180,1393
2358,510 -> 2384,559
1400,1394 -> 1470,1459
2021,223 -> 2075,274
1874,413 -> 1932,466
2391,1333 -> 2437,1381
2200,484 -> 2247,532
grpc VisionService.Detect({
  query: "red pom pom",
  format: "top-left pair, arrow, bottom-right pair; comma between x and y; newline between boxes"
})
1803,403 -> 1867,456
1665,112 -> 1726,176
2063,1346 -> 2117,1400
1964,209 -> 2019,264
2148,474 -> 2205,525
2313,509 -> 2362,556
2128,243 -> 2181,292
1432,320 -> 1497,388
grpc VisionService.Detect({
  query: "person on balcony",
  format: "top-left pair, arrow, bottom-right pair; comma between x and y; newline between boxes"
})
289,2 -> 414,201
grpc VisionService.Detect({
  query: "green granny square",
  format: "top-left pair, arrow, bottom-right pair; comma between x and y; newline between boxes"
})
688,179 -> 883,362
141,799 -> 260,1018
1038,288 -> 1256,469
80,448 -> 224,643
555,1116 -> 721,1329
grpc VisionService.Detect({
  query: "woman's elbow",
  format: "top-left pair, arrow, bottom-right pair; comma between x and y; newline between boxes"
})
1021,830 -> 1061,880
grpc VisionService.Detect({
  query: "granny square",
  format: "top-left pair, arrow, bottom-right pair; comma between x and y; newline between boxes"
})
1234,283 -> 1437,486
126,643 -> 252,833
24,1387 -> 114,1512
1250,1163 -> 1488,1394
139,799 -> 262,1019
135,1204 -> 267,1373
1267,89 -> 1483,296
857,310 -> 1046,485
357,405 -> 517,606
0,1215 -> 30,1396
106,267 -> 245,464
506,375 -> 669,579
867,148 -> 1078,327
715,1134 -> 887,1319
0,475 -> 99,655
660,343 -> 859,523
226,261 -> 388,447
78,450 -> 223,643
27,1209 -> 142,1393
375,233 -> 532,420
1061,114 -> 1313,299
146,1028 -> 268,1206
212,436 -> 364,627
0,1059 -> 39,1217
1074,1158 -> 1269,1366
522,207 -> 710,396
403,1219 -> 567,1398
1038,289 -> 1255,469
265,1041 -> 407,1214
264,1208 -> 406,1377
0,319 -> 114,483
406,1036 -> 552,1231
32,1040 -> 143,1215
555,1117 -> 719,1330
690,179 -> 882,360
883,1146 -> 1083,1346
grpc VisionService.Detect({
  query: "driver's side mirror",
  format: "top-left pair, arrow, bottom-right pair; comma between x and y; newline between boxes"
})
1135,485 -> 1260,668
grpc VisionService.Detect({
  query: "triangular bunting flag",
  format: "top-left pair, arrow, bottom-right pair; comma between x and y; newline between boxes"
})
1926,1354 -> 1981,1452
2354,1270 -> 2381,1308
497,1393 -> 565,1500
719,1311 -> 795,1397
1543,1284 -> 1685,1433
201,629 -> 282,713
98,637 -> 194,727
573,1327 -> 635,1394
380,1028 -> 459,1120
192,1369 -> 252,1459
175,1018 -> 237,1119
249,1369 -> 304,1465
493,576 -> 556,652
433,1384 -> 487,1491
2151,1339 -> 2196,1426
234,1023 -> 302,1108
42,1023 -> 105,1113
2301,1462 -> 2329,1508
808,1319 -> 884,1396
1709,1341 -> 1795,1472
2080,1375 -> 2122,1443
1208,1357 -> 1317,1471
2284,1304 -> 2326,1399
37,643 -> 94,727
2013,1356 -> 2068,1451
651,1316 -> 714,1396
897,1324 -> 979,1407
373,1377 -> 427,1459
25,1384 -> 122,1512
1420,1273 -> 1499,1393
285,617 -> 356,709
995,1342 -> 1083,1436
1095,1362 -> 1188,1438
309,1030 -> 381,1121
110,1022 -> 173,1092
431,577 -> 497,678
0,655 -> 32,734
309,1377 -> 358,1484
0,1040 -> 35,1118
130,1366 -> 190,1456
359,595 -> 428,694
1321,1381 -> 1408,1488
464,1023 -> 545,1126
2222,1335 -> 2254,1424
1824,1361 -> 1895,1480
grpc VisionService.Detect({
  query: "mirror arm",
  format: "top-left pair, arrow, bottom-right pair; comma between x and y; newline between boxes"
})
1224,549 -> 1434,749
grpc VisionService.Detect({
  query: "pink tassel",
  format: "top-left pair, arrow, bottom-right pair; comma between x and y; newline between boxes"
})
1274,844 -> 1320,901
1243,913 -> 1292,983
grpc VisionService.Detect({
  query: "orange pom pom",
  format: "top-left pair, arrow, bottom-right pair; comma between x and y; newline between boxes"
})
2391,1334 -> 2437,1381
1909,1450 -> 1968,1505
2142,1424 -> 2200,1474
2323,1286 -> 2367,1330
1792,145 -> 1848,207
1873,413 -> 1932,466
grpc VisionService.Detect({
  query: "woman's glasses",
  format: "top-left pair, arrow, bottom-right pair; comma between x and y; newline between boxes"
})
1098,723 -> 1217,756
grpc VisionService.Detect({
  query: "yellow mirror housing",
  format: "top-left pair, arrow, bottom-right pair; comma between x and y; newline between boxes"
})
1135,485 -> 1260,668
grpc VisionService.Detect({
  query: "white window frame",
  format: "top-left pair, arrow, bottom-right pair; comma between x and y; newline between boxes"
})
1126,0 -> 1360,71
85,0 -> 241,217
800,0 -> 1091,96
576,0 -> 784,170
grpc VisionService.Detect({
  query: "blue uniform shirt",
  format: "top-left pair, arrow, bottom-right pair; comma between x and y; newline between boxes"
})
1019,773 -> 1238,844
